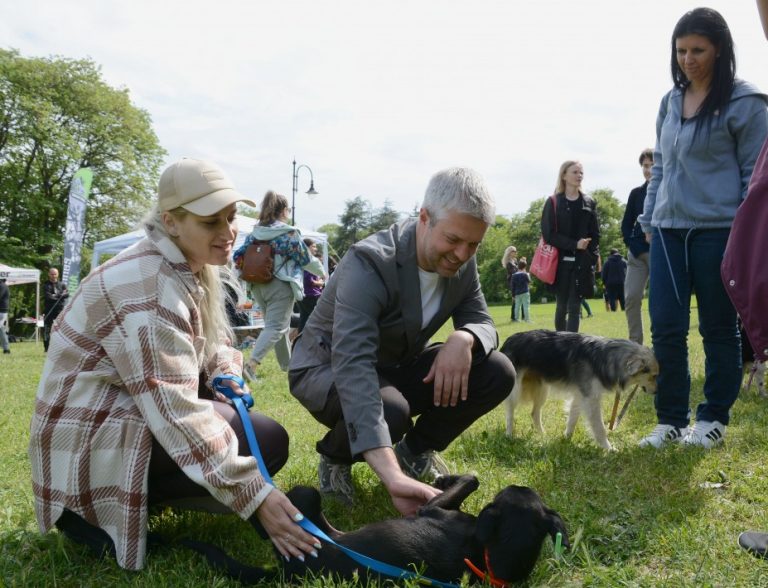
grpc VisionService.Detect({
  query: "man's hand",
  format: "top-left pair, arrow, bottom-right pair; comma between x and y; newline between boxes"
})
364,447 -> 441,516
645,232 -> 652,244
576,237 -> 592,250
423,330 -> 474,407
386,475 -> 440,517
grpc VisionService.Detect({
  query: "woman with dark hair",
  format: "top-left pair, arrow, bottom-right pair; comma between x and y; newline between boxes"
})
638,7 -> 768,449
234,191 -> 323,380
540,160 -> 600,333
297,238 -> 325,332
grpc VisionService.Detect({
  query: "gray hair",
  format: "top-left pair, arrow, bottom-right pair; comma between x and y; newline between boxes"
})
422,167 -> 495,226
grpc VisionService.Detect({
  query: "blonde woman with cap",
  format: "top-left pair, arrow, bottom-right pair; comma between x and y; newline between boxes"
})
28,159 -> 321,571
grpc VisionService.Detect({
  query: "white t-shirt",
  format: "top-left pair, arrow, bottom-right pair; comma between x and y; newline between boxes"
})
418,268 -> 444,329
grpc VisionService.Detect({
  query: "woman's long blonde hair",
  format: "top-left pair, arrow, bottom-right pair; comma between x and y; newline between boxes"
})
501,245 -> 517,268
143,206 -> 235,358
554,160 -> 582,195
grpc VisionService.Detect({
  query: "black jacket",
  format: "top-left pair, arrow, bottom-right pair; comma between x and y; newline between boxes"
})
541,193 -> 600,297
601,253 -> 627,286
621,182 -> 650,257
43,280 -> 68,320
0,281 -> 9,313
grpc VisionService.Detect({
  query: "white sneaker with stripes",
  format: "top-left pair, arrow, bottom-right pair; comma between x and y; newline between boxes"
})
638,424 -> 689,448
683,420 -> 726,448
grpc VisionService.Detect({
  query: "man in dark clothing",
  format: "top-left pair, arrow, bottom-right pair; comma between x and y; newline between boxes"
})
621,148 -> 653,342
601,248 -> 628,311
43,268 -> 68,352
0,279 -> 10,354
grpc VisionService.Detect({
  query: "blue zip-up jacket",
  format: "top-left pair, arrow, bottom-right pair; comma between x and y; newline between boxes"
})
639,79 -> 768,232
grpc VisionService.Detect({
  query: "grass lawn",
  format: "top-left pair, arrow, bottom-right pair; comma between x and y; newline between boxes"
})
3,300 -> 768,586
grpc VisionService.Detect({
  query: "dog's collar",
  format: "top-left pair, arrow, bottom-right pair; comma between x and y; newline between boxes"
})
463,549 -> 508,587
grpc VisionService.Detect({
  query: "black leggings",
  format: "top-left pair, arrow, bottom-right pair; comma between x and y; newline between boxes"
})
56,397 -> 289,556
147,399 -> 289,505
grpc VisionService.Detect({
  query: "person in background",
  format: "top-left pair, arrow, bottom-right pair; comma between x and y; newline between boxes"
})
224,281 -> 251,328
288,167 -> 515,513
580,297 -> 594,319
28,158 -> 319,572
511,259 -> 531,323
234,192 -> 324,381
601,248 -> 628,311
622,148 -> 654,343
0,278 -> 10,354
43,267 -> 68,352
736,0 -> 768,562
501,245 -> 518,320
638,7 -> 768,449
541,161 -> 600,332
297,238 -> 326,333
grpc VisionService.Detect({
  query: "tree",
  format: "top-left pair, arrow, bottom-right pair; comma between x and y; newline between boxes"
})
370,199 -> 401,233
589,188 -> 625,259
334,196 -> 372,256
0,49 -> 166,272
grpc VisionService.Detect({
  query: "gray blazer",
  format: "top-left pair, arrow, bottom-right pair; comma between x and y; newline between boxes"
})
289,218 -> 498,456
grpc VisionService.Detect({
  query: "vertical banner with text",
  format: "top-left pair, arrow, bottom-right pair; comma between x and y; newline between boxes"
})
61,167 -> 93,291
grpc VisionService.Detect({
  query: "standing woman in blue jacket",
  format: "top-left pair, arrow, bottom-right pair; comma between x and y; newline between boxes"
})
234,192 -> 324,380
638,7 -> 768,449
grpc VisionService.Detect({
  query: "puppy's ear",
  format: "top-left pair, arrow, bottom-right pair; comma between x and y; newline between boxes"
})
475,503 -> 501,543
544,507 -> 570,549
626,355 -> 645,377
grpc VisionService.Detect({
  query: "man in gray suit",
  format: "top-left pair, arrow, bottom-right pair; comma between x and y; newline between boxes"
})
288,167 -> 515,516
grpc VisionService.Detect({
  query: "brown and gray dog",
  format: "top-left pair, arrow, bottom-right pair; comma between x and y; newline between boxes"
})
500,330 -> 659,450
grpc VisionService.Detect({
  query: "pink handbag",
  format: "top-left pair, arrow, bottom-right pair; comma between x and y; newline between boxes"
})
530,196 -> 559,284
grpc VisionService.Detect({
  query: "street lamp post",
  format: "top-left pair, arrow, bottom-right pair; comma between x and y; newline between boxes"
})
291,159 -> 318,225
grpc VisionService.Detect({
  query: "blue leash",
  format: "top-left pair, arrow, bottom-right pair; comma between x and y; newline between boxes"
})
213,375 -> 459,588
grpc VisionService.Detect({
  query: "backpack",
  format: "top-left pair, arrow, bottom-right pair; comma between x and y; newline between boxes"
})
240,240 -> 275,283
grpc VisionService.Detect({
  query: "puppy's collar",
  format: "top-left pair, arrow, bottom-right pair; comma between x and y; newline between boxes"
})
464,549 -> 508,587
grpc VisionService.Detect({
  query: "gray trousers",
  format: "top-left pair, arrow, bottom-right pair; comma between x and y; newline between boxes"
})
0,312 -> 8,351
249,278 -> 295,370
624,251 -> 649,344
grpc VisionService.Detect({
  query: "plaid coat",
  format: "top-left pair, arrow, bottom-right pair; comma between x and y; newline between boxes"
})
28,224 -> 272,570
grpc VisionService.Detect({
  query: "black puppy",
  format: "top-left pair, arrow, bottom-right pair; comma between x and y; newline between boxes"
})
191,474 -> 568,585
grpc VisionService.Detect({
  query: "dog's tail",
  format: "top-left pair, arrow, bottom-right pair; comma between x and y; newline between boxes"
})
179,538 -> 276,585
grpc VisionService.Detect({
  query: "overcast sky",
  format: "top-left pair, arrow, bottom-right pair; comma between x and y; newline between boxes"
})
3,0 -> 768,230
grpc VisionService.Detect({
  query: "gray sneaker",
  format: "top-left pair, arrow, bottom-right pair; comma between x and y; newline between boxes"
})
318,454 -> 355,504
394,441 -> 450,483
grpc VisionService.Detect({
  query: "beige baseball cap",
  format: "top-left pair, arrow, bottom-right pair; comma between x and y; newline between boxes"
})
158,158 -> 256,215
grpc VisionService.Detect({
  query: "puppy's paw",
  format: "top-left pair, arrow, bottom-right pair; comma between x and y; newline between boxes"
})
433,474 -> 478,491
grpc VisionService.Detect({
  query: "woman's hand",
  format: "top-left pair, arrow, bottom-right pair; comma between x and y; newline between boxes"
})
576,237 -> 592,250
254,489 -> 321,561
213,377 -> 247,403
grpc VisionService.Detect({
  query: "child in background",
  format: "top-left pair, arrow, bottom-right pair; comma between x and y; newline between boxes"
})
511,260 -> 531,322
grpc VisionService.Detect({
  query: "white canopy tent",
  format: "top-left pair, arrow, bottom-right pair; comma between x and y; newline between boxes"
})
0,263 -> 41,341
92,217 -> 329,274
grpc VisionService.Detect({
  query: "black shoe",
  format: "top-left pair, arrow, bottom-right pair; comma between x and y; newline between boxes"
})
739,532 -> 768,559
2,349 -> 9,354
55,510 -> 116,559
